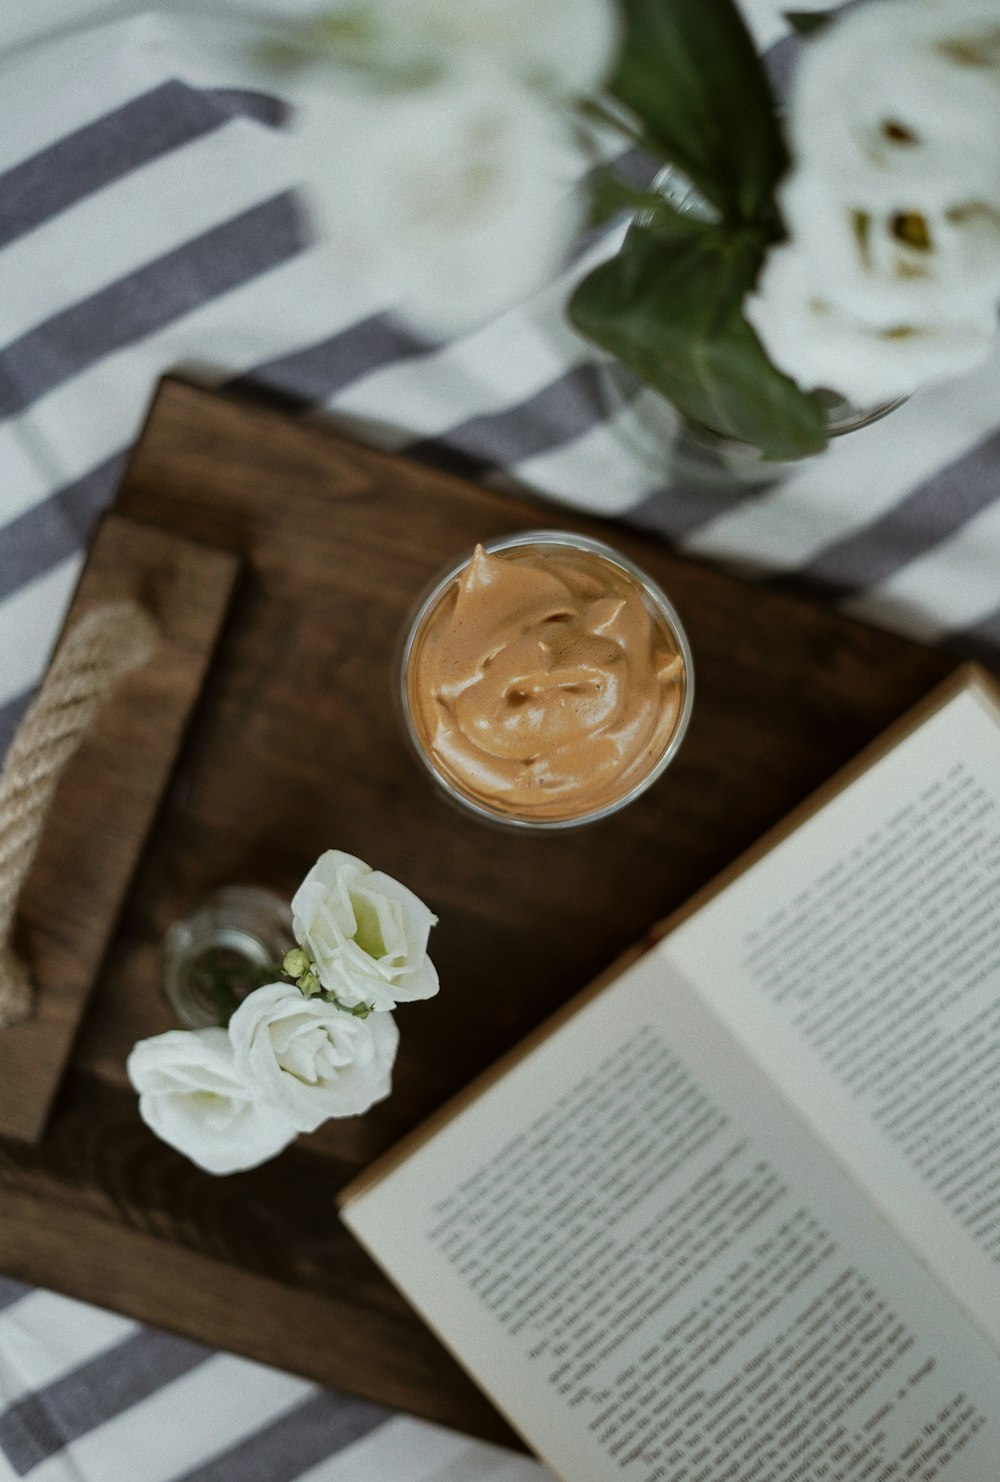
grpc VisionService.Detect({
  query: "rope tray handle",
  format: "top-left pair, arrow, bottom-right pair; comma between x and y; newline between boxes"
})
0,601 -> 158,1026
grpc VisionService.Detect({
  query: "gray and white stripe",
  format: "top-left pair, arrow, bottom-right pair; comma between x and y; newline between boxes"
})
4,32 -> 1000,711
0,1284 -> 549,1482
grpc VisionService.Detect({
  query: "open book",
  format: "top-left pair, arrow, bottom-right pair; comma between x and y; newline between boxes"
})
341,665 -> 1000,1482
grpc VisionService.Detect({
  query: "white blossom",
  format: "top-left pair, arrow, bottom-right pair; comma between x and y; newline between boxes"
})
291,849 -> 438,1011
746,246 -> 996,405
228,981 -> 399,1131
777,168 -> 1000,331
748,0 -> 1000,402
789,0 -> 1000,209
293,64 -> 587,336
126,1029 -> 298,1175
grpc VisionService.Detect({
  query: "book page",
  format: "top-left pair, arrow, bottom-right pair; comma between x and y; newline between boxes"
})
342,947 -> 1000,1482
666,679 -> 1000,1349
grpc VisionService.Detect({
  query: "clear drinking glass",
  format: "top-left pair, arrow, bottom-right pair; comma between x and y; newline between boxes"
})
399,530 -> 694,831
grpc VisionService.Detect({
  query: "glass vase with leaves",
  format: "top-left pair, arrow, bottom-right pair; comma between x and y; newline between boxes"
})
257,0 -> 1000,477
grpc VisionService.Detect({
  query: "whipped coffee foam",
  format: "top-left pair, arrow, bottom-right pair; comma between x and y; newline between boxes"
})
406,542 -> 685,821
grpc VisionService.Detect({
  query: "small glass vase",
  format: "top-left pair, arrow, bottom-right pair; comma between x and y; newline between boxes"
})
599,359 -> 904,490
597,165 -> 904,489
163,886 -> 295,1029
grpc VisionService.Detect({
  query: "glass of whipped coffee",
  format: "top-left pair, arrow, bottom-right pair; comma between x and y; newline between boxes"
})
399,531 -> 694,829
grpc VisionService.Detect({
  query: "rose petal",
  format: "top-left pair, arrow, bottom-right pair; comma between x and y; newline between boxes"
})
229,982 -> 400,1133
747,245 -> 996,403
126,1028 -> 298,1176
291,851 -> 440,1011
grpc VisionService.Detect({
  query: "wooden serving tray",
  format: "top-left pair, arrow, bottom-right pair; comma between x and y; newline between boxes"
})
0,379 -> 966,1444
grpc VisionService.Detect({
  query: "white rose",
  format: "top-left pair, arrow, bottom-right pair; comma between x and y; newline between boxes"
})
776,167 -> 1000,331
292,64 -> 586,336
291,849 -> 438,1011
126,1029 -> 298,1176
228,981 -> 399,1132
746,244 -> 996,404
746,0 -> 1000,402
788,0 -> 1000,210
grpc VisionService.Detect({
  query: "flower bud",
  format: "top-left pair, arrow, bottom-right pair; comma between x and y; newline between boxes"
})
282,947 -> 311,979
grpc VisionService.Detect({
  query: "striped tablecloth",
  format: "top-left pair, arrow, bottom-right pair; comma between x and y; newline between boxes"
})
1,2 -> 999,1478
0,1277 -> 547,1482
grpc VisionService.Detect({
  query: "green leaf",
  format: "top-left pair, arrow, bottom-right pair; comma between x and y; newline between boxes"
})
784,10 -> 835,36
610,0 -> 787,224
584,166 -> 675,229
568,213 -> 827,461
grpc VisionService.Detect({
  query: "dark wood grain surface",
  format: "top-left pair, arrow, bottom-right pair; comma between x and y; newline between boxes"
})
0,515 -> 238,1143
0,379 -> 968,1444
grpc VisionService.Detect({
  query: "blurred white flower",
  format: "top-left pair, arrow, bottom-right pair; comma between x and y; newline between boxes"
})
126,1028 -> 298,1175
789,0 -> 1000,209
777,168 -> 1000,331
747,0 -> 1000,401
291,849 -> 438,1011
229,981 -> 399,1131
746,245 -> 996,404
293,64 -> 587,336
